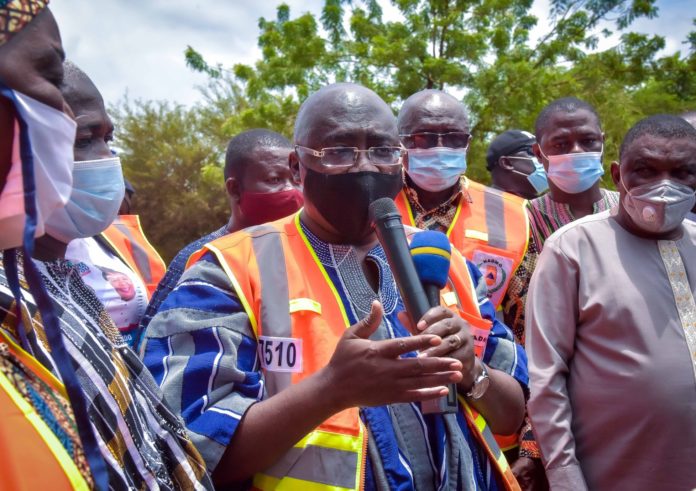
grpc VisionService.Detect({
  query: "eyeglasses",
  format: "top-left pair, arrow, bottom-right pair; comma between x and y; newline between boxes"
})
399,131 -> 472,150
295,145 -> 405,173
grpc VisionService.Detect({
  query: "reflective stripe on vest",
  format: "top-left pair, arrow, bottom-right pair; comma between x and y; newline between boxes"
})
394,180 -> 530,310
0,331 -> 89,490
463,400 -> 520,490
395,185 -> 527,453
197,215 -> 366,490
101,215 -> 166,299
191,212 -> 518,490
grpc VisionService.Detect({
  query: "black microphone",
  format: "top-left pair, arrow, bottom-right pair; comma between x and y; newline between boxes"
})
369,198 -> 457,414
368,198 -> 430,324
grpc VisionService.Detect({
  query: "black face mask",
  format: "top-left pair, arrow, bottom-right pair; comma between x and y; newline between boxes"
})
303,168 -> 403,244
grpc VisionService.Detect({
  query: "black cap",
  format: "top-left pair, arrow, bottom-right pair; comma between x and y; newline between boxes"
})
486,130 -> 536,170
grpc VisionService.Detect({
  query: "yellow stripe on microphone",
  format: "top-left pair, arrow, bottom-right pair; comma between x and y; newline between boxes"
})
410,246 -> 451,260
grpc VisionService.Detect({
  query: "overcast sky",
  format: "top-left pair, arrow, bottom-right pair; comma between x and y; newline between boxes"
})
50,0 -> 693,108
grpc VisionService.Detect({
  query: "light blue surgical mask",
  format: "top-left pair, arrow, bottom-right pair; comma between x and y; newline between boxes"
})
540,147 -> 604,194
45,157 -> 126,243
510,157 -> 549,195
407,147 -> 467,192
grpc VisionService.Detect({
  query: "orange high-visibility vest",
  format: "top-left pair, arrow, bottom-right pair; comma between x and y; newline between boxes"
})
395,179 -> 529,310
0,330 -> 90,491
101,215 -> 166,299
188,212 -> 520,491
396,182 -> 526,452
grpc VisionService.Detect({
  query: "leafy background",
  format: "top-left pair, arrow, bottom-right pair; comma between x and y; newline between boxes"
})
110,0 -> 696,261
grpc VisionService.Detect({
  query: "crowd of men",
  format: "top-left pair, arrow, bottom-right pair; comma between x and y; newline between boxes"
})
1,2 -> 696,490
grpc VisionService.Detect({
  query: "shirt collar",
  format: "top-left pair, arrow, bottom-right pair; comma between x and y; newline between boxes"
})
404,175 -> 472,216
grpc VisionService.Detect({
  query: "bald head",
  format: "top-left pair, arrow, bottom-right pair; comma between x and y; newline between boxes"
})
61,60 -> 102,110
681,110 -> 696,129
294,83 -> 398,148
397,90 -> 469,135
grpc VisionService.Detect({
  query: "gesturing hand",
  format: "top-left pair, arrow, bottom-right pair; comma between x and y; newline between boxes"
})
398,306 -> 476,390
323,301 -> 464,411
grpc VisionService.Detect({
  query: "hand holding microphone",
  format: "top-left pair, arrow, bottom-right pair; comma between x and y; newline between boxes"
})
369,199 -> 476,413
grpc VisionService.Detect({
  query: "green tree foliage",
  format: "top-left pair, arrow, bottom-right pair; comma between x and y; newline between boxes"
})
185,0 -> 694,186
115,1 -> 695,260
111,98 -> 230,262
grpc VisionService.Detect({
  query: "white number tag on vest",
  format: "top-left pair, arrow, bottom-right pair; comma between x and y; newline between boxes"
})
257,336 -> 303,373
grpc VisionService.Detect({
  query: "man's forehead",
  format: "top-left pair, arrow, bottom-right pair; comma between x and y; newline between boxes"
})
298,105 -> 397,144
624,134 -> 696,164
545,109 -> 599,131
251,146 -> 291,161
399,94 -> 467,130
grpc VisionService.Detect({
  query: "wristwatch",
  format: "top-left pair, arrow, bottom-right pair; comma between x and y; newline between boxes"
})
465,362 -> 490,400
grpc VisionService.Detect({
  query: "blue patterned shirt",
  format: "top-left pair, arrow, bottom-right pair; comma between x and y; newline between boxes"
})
143,221 -> 527,490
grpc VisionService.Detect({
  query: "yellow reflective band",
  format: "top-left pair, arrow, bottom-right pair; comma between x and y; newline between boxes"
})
465,229 -> 489,242
511,198 -> 531,277
446,198 -> 464,238
295,428 -> 363,453
400,192 -> 416,227
295,213 -> 350,327
410,246 -> 451,260
206,242 -> 259,335
0,372 -> 89,491
0,329 -> 66,398
442,291 -> 458,307
289,298 -> 322,315
254,473 -> 354,491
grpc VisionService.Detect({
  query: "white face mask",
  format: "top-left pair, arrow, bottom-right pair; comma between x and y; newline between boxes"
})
45,157 -> 126,243
0,91 -> 76,250
622,178 -> 696,234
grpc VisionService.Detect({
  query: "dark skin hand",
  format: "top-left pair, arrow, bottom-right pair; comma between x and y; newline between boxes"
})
213,301 -> 463,486
0,8 -> 69,195
610,133 -> 696,241
398,306 -> 526,435
533,108 -> 604,218
214,84 -> 526,486
397,90 -> 470,211
511,457 -> 548,491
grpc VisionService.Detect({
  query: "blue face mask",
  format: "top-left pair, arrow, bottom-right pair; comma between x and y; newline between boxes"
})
526,158 -> 549,194
540,147 -> 604,194
510,157 -> 549,195
407,147 -> 467,192
45,157 -> 126,243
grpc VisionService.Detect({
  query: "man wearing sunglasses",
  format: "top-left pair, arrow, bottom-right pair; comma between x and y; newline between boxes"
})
396,90 -> 530,320
486,130 -> 549,200
143,82 -> 527,490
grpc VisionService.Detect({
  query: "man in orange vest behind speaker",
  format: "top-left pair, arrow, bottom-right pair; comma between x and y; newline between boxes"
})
142,83 -> 528,490
395,90 -> 529,317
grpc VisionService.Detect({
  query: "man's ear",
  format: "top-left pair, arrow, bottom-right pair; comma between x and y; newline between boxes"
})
289,150 -> 301,185
402,151 -> 409,171
226,176 -> 241,202
610,161 -> 621,188
532,142 -> 548,171
498,156 -> 514,171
